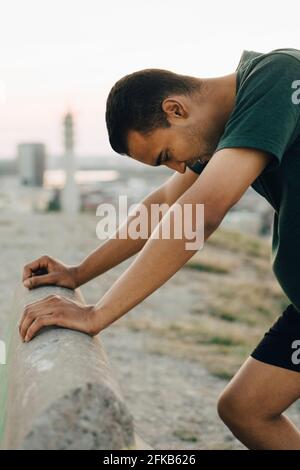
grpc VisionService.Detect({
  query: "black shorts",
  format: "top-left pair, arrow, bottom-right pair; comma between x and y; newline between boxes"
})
251,304 -> 300,372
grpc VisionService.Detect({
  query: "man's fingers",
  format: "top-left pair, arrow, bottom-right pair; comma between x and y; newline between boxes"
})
19,295 -> 59,338
22,256 -> 51,282
19,304 -> 43,339
23,273 -> 56,289
24,314 -> 56,342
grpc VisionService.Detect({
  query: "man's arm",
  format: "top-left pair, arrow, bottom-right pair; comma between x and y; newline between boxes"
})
19,148 -> 272,341
92,148 -> 272,331
22,167 -> 199,289
75,167 -> 199,285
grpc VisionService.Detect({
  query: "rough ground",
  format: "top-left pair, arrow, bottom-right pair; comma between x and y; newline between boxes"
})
1,212 -> 299,450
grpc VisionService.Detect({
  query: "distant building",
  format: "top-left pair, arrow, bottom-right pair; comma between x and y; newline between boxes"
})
0,158 -> 17,175
17,143 -> 46,186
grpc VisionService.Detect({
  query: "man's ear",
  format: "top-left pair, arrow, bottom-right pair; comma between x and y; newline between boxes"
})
162,97 -> 189,124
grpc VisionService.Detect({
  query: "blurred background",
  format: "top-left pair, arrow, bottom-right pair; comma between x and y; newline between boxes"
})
0,0 -> 299,449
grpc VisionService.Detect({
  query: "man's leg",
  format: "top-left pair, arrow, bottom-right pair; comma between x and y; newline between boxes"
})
217,356 -> 300,449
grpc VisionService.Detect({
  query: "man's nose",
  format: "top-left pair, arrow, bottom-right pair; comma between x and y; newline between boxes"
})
166,161 -> 186,174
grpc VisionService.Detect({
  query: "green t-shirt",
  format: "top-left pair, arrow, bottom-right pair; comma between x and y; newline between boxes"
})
187,48 -> 300,312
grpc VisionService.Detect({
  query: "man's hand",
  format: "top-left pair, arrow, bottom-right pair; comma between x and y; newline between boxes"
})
19,295 -> 100,342
23,255 -> 79,290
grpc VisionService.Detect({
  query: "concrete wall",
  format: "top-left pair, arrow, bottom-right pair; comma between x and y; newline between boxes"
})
0,285 -> 150,450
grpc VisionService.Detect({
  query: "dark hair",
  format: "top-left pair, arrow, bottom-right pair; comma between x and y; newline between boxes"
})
105,69 -> 199,155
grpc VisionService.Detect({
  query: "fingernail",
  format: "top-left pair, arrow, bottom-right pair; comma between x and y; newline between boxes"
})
23,280 -> 29,288
24,335 -> 29,342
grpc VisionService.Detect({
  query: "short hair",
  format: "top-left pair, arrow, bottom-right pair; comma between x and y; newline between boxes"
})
105,69 -> 199,155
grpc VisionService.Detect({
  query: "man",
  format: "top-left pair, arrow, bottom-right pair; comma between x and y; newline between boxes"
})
20,48 -> 300,449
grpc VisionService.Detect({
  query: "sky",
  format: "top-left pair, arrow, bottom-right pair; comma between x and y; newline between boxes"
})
0,0 -> 299,158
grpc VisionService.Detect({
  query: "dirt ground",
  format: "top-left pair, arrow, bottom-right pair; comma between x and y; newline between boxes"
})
1,211 -> 299,449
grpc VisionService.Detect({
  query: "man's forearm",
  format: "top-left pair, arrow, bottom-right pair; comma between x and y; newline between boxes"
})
93,204 -> 219,333
75,187 -> 167,286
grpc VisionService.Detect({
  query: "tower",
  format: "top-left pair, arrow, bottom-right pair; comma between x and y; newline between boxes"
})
61,112 -> 80,214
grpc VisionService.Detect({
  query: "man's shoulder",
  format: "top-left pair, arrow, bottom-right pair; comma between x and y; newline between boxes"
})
234,48 -> 300,100
237,48 -> 300,81
270,48 -> 300,64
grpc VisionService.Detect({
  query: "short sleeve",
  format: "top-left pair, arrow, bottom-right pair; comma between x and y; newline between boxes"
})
186,160 -> 208,174
215,54 -> 300,172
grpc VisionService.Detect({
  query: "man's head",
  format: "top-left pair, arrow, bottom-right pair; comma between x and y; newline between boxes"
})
105,68 -> 236,173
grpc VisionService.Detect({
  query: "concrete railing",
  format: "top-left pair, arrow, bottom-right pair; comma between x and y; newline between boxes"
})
0,285 -> 150,450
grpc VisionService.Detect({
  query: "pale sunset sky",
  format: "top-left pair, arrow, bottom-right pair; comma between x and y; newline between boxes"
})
0,0 -> 299,158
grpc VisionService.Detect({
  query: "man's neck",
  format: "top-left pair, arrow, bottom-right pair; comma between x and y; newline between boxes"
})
202,72 -> 237,124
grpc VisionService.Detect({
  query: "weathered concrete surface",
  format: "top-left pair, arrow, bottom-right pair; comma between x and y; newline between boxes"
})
0,285 -> 151,450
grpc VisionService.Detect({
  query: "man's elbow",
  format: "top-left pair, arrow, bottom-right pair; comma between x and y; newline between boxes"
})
204,218 -> 222,238
204,209 -> 227,234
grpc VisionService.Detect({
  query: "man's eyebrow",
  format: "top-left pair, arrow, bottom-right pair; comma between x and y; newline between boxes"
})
155,151 -> 164,166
